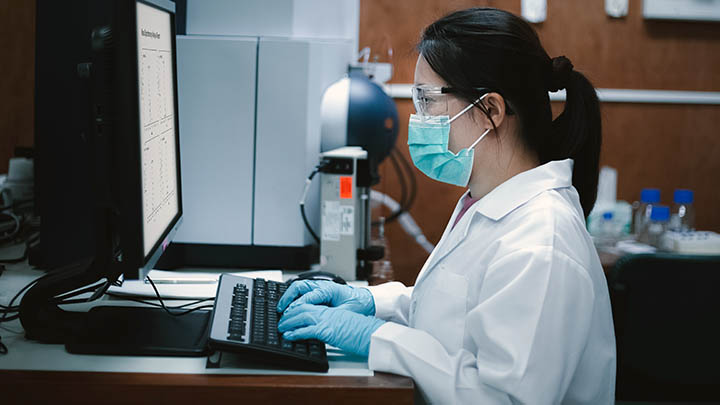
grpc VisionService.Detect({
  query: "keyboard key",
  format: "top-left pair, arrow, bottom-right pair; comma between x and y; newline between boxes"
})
211,275 -> 329,371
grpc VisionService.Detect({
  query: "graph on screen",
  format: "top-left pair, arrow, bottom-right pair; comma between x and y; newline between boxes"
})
137,2 -> 179,256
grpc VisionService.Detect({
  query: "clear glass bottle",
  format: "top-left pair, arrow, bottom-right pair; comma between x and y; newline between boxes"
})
635,188 -> 661,244
647,205 -> 670,249
594,211 -> 616,248
669,189 -> 695,232
369,217 -> 394,285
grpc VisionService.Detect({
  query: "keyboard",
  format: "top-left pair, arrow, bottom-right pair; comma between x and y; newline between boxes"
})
208,273 -> 329,372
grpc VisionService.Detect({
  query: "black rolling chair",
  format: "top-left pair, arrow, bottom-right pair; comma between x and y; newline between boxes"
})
608,253 -> 720,403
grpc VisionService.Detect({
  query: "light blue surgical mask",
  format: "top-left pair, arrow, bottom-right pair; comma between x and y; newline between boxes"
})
407,100 -> 492,187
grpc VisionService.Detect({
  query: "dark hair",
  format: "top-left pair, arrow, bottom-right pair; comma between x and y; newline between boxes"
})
418,8 -> 601,217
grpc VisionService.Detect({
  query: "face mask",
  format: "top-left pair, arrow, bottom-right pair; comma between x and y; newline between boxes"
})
407,101 -> 492,187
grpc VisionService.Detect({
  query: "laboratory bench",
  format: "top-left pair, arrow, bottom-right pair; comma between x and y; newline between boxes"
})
0,258 -> 415,404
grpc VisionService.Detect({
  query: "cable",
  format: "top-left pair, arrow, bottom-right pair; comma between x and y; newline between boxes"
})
299,160 -> 332,244
144,276 -> 214,317
300,202 -> 320,244
379,150 -> 409,225
0,211 -> 21,244
52,282 -> 108,303
388,151 -> 408,210
394,148 -> 417,212
104,292 -> 213,310
0,313 -> 19,323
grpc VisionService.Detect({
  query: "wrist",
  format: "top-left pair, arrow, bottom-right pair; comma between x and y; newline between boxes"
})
359,316 -> 386,356
358,287 -> 376,316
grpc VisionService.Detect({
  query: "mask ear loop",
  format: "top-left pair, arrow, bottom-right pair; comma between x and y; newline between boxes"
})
447,93 -> 492,151
448,93 -> 490,124
467,127 -> 492,151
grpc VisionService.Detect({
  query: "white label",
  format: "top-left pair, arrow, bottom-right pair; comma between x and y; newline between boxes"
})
322,201 -> 341,241
340,205 -> 354,236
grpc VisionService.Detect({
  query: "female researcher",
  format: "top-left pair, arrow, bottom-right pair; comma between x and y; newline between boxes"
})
277,7 -> 616,404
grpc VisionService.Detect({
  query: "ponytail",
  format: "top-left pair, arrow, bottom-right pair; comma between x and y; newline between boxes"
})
418,9 -> 602,217
549,57 -> 602,218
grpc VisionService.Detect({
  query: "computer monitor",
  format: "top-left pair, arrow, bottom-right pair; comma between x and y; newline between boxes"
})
23,0 -> 207,354
33,0 -> 182,281
135,0 -> 182,278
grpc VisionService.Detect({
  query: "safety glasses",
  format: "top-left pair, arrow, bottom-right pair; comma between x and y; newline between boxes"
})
411,86 -> 491,117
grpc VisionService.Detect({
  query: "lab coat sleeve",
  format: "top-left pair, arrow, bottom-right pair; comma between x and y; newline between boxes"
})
368,247 -> 596,404
365,281 -> 413,325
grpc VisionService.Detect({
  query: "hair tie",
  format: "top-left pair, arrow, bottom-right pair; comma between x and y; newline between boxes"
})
548,56 -> 573,92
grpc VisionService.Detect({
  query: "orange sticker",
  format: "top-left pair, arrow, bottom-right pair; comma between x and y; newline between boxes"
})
340,176 -> 353,199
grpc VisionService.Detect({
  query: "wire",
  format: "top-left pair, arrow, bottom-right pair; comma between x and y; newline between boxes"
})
52,281 -> 108,303
389,151 -> 408,209
0,313 -> 19,323
104,292 -> 213,310
394,148 -> 418,212
144,276 -> 214,317
0,211 -> 21,244
299,161 -> 331,244
380,150 -> 409,224
300,203 -> 320,243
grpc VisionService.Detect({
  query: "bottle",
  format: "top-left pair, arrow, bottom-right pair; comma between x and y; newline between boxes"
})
369,217 -> 394,285
669,189 -> 695,232
647,205 -> 670,249
634,188 -> 660,244
595,211 -> 616,248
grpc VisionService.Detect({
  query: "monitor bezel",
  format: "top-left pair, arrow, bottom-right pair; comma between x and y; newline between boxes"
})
114,0 -> 183,279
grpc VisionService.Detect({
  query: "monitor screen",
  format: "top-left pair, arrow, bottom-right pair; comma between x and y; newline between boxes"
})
136,1 -> 179,257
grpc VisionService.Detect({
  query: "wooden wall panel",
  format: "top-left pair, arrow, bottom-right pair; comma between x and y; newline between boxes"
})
361,1 -> 720,284
0,0 -> 35,174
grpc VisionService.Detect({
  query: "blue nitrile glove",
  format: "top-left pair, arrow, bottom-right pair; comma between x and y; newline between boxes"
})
276,280 -> 375,316
278,303 -> 386,357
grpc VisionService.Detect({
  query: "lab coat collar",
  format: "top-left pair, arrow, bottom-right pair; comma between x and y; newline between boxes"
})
414,159 -> 575,288
471,158 -> 574,222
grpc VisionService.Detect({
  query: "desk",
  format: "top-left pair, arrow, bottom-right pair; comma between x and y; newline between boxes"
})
0,259 -> 414,404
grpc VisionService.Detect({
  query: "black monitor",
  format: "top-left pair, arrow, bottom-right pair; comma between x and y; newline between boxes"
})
22,0 -> 208,355
33,0 -> 182,281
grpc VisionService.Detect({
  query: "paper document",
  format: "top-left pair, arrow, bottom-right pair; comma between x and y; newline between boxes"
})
107,269 -> 284,299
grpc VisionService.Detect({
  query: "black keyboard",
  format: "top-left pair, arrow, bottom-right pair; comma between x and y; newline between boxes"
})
208,273 -> 328,372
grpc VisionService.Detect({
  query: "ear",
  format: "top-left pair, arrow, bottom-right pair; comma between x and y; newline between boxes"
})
478,93 -> 506,129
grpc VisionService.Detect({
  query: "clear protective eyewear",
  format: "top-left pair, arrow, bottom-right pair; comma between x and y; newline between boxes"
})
411,85 -> 514,119
411,86 -> 491,117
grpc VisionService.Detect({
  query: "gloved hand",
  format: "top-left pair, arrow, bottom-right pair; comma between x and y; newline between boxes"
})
276,280 -> 375,316
278,303 -> 386,357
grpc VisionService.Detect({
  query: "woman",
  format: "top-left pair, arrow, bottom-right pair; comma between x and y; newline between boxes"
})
277,8 -> 616,404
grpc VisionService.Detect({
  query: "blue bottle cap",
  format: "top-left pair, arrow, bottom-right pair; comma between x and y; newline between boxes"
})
674,189 -> 693,204
602,211 -> 613,220
650,205 -> 670,221
640,188 -> 661,203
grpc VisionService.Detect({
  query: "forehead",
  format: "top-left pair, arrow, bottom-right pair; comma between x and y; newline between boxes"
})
414,54 -> 446,86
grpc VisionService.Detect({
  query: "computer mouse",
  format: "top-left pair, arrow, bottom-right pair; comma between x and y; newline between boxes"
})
291,270 -> 346,285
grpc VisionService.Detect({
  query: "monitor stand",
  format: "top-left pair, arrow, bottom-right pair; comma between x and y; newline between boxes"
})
65,306 -> 210,356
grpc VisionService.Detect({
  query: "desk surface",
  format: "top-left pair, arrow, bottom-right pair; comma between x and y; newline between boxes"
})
0,258 -> 414,404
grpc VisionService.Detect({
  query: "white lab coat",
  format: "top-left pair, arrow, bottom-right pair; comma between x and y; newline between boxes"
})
367,159 -> 616,404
